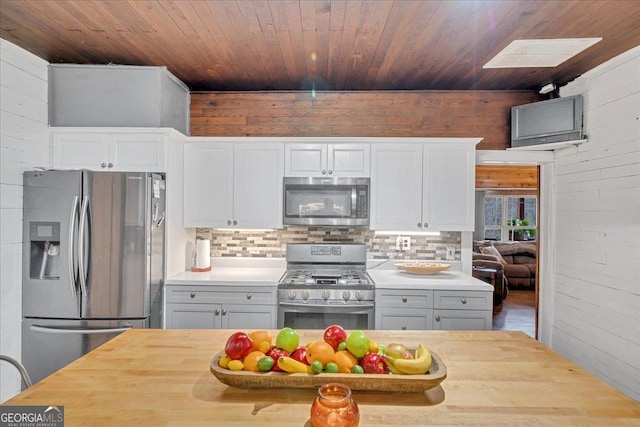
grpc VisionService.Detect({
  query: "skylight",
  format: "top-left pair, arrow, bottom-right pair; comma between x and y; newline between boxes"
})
483,38 -> 603,68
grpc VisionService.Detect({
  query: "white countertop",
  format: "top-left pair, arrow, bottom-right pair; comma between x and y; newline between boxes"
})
166,257 -> 490,291
166,257 -> 285,286
368,269 -> 492,291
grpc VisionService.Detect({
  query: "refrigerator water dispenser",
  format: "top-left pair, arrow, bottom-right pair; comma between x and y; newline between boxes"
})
29,221 -> 61,280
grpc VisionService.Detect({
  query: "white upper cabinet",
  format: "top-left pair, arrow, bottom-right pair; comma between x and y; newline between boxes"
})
371,139 -> 480,231
285,143 -> 370,177
370,144 -> 423,230
233,143 -> 284,229
423,144 -> 476,230
52,128 -> 168,172
184,143 -> 233,227
184,141 -> 284,229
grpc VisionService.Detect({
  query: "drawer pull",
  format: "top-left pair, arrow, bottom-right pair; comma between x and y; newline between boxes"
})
222,309 -> 227,316
461,298 -> 467,304
435,315 -> 441,322
246,293 -> 252,300
215,309 -> 220,315
402,297 -> 408,303
190,292 -> 196,298
401,326 -> 407,330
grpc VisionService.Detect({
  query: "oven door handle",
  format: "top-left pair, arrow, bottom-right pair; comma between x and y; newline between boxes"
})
278,302 -> 374,310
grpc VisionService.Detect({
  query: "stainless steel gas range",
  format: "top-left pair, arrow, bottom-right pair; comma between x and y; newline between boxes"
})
277,244 -> 375,330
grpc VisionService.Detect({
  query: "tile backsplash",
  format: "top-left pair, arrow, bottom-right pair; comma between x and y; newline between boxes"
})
196,227 -> 461,260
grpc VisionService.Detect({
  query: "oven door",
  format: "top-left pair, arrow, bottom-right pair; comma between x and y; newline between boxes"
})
278,302 -> 374,330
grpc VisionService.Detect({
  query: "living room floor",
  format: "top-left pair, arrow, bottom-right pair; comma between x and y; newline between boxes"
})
492,289 -> 536,338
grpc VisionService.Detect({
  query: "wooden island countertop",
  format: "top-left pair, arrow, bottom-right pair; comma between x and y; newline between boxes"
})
3,330 -> 639,426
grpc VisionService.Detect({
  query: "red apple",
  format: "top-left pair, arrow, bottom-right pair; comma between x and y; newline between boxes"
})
290,347 -> 309,365
359,352 -> 388,374
323,325 -> 348,350
266,347 -> 289,372
224,332 -> 253,360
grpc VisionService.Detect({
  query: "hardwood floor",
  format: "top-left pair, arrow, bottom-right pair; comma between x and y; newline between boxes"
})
492,289 -> 536,338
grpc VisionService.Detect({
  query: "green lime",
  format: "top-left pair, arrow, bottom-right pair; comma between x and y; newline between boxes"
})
324,362 -> 339,373
377,344 -> 387,355
257,356 -> 275,372
351,365 -> 364,374
337,341 -> 347,351
276,327 -> 300,353
311,360 -> 323,375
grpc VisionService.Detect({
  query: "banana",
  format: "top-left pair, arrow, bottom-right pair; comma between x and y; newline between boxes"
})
389,344 -> 432,375
383,357 -> 403,375
277,356 -> 312,374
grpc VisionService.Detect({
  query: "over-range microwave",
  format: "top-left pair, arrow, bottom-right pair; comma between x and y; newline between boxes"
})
283,177 -> 370,226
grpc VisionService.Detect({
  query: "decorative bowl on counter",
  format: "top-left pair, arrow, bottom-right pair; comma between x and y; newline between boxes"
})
395,262 -> 451,275
210,350 -> 447,393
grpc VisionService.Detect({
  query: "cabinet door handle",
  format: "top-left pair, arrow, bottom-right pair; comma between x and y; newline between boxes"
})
328,170 -> 333,175
232,220 -> 238,226
401,326 -> 407,330
108,162 -> 114,168
227,220 -> 232,225
402,297 -> 408,303
322,170 -> 327,175
221,309 -> 227,315
246,293 -> 252,300
101,163 -> 107,168
215,309 -> 220,315
423,222 -> 428,228
435,315 -> 441,322
190,292 -> 196,298
417,222 -> 422,228
461,298 -> 467,304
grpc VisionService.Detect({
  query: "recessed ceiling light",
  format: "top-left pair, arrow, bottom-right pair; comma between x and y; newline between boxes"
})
483,38 -> 602,68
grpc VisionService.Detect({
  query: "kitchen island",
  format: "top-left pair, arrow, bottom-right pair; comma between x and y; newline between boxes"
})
3,330 -> 638,426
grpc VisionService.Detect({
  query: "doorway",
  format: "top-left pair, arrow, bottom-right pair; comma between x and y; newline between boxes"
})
474,164 -> 539,338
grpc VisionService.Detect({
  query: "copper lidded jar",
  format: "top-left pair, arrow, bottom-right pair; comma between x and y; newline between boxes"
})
310,383 -> 359,427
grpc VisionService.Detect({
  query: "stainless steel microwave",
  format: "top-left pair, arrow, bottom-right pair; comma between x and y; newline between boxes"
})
283,177 -> 370,226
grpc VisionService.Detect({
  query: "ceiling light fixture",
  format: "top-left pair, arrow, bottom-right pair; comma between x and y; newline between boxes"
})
483,38 -> 602,68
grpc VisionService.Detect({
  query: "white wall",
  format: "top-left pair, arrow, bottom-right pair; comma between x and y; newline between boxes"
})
551,45 -> 640,400
0,39 -> 49,402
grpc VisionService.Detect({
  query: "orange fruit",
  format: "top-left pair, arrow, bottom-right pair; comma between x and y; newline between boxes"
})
334,350 -> 358,373
249,330 -> 272,352
242,350 -> 266,372
306,341 -> 335,366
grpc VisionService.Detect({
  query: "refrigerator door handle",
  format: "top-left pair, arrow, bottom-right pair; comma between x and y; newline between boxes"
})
78,195 -> 91,297
30,325 -> 133,335
68,195 -> 79,297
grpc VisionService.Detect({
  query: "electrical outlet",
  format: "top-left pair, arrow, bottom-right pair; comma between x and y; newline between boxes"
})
395,236 -> 411,251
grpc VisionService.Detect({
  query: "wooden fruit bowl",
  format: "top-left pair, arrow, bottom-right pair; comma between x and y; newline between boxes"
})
210,350 -> 447,392
396,262 -> 451,275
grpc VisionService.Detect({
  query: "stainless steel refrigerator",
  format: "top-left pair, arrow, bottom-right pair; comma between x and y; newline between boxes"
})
22,170 -> 166,384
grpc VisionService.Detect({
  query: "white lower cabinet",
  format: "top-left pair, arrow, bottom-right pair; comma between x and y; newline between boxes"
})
165,285 -> 277,329
375,288 -> 491,330
377,308 -> 433,330
432,310 -> 491,330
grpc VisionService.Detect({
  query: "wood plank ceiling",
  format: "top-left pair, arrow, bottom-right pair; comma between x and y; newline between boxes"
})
1,0 -> 639,92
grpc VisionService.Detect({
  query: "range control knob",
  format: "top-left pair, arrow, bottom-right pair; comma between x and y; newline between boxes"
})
355,290 -> 365,301
342,290 -> 351,302
301,290 -> 310,300
287,290 -> 297,300
321,290 -> 331,300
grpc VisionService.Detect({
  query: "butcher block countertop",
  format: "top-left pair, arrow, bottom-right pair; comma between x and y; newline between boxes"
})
5,330 -> 639,426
